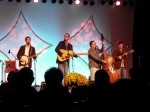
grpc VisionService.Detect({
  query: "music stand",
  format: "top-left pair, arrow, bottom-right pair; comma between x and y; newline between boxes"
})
4,60 -> 16,82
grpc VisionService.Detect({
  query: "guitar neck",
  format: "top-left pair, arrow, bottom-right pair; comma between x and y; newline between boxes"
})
29,54 -> 38,59
122,49 -> 134,56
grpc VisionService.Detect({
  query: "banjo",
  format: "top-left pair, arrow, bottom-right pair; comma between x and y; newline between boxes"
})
19,47 -> 49,66
20,53 -> 40,66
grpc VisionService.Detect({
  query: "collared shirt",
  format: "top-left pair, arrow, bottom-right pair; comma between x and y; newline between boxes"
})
25,45 -> 30,56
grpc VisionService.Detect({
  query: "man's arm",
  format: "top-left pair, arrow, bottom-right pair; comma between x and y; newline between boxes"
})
17,46 -> 23,60
88,49 -> 104,64
32,47 -> 36,60
112,49 -> 120,61
55,42 -> 63,56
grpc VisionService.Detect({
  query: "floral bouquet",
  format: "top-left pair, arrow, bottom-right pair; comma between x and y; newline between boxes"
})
64,72 -> 89,89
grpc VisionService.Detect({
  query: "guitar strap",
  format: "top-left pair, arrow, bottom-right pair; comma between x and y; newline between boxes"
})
30,46 -> 32,56
65,42 -> 68,50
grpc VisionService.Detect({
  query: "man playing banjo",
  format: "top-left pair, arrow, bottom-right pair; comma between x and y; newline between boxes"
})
17,36 -> 36,70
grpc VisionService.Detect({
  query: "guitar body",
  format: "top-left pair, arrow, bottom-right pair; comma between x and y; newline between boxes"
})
58,49 -> 74,62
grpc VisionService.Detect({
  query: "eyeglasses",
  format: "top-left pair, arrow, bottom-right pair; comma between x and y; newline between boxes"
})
64,35 -> 69,37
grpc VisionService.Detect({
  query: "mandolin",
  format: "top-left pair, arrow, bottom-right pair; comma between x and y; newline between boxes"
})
118,49 -> 134,59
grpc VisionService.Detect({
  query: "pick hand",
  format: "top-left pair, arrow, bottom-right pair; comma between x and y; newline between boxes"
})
62,54 -> 67,59
76,53 -> 79,57
118,55 -> 122,59
102,60 -> 106,64
123,52 -> 128,56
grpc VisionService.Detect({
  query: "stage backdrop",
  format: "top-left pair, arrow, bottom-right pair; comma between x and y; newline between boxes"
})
0,1 -> 135,85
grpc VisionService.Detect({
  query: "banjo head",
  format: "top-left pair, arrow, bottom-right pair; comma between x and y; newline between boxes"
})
20,55 -> 29,65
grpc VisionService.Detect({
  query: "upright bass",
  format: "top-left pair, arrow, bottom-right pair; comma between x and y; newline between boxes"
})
100,34 -> 119,84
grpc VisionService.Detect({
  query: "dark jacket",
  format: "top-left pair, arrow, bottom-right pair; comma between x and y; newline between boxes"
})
17,45 -> 36,68
55,41 -> 73,64
112,48 -> 127,69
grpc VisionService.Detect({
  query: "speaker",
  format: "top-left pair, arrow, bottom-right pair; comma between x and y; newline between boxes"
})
5,60 -> 16,73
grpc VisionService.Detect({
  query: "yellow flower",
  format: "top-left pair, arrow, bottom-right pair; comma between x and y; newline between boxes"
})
64,72 -> 89,88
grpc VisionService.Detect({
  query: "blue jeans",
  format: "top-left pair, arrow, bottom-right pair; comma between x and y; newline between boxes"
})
117,67 -> 130,79
58,61 -> 69,77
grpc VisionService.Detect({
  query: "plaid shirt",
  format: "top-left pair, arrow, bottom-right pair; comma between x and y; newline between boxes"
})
88,48 -> 103,68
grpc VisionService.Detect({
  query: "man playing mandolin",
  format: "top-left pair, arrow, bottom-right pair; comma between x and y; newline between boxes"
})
17,36 -> 36,70
112,40 -> 134,80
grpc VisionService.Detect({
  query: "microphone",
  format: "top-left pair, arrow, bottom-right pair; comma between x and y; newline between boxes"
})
8,50 -> 11,54
100,33 -> 103,36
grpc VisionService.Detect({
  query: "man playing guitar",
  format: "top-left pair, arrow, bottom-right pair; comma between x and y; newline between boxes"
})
55,33 -> 78,78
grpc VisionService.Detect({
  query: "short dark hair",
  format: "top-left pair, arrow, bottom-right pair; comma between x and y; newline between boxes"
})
117,40 -> 123,45
89,41 -> 94,47
25,36 -> 31,41
44,67 -> 63,85
65,33 -> 70,37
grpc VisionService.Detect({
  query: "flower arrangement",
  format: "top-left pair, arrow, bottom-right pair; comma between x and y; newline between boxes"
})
64,72 -> 89,89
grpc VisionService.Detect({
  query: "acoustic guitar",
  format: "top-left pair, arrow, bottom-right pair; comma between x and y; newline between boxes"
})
57,49 -> 88,62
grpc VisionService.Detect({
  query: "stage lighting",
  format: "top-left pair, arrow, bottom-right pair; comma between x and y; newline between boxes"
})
42,0 -> 47,3
8,0 -> 13,2
115,0 -> 121,6
108,0 -> 114,5
59,0 -> 64,4
51,0 -> 56,4
89,0 -> 95,6
75,0 -> 81,4
68,0 -> 73,5
16,0 -> 21,2
26,0 -> 30,2
101,0 -> 106,5
129,0 -> 135,7
122,1 -> 128,7
83,0 -> 88,5
34,0 -> 38,3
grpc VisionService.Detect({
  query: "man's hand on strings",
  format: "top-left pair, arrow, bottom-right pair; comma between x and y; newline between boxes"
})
102,60 -> 106,64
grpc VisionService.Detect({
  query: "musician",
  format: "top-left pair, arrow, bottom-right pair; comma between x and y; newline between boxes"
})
17,36 -> 36,70
55,33 -> 78,77
112,40 -> 130,79
88,41 -> 106,81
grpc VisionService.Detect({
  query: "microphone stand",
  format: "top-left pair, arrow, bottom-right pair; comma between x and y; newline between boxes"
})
71,55 -> 74,72
9,50 -> 18,60
34,59 -> 37,87
0,60 -> 4,84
